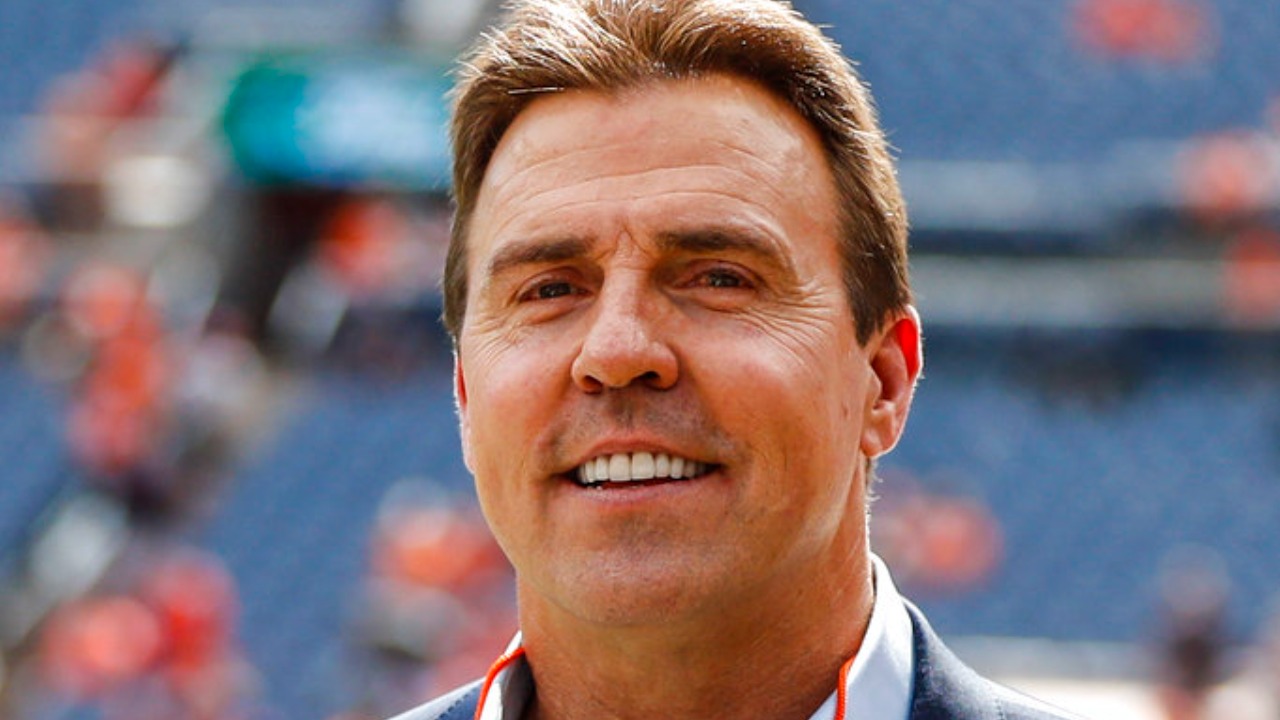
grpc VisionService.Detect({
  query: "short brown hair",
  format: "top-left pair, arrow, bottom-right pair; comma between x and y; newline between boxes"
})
444,0 -> 910,344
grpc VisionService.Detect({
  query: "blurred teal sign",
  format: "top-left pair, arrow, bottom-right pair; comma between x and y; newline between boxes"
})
221,52 -> 452,190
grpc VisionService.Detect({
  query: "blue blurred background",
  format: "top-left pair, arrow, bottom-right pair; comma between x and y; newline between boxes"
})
1,0 -> 1278,718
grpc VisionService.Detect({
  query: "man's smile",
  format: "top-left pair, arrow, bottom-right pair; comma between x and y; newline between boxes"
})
574,451 -> 717,487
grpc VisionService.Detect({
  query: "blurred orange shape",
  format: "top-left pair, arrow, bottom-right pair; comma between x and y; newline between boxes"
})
141,550 -> 239,671
1075,0 -> 1212,62
1179,132 -> 1277,225
40,596 -> 164,697
63,264 -> 149,340
1223,227 -> 1280,326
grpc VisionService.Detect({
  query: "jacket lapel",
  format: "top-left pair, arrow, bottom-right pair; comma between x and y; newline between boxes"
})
906,603 -> 1002,720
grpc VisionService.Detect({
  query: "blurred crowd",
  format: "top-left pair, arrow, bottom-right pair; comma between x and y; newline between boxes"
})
0,22 -> 486,719
1150,548 -> 1280,720
1082,0 -> 1280,329
0,0 -> 1279,718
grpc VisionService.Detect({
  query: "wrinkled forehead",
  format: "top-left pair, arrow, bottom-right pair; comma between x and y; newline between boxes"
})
470,74 -> 838,246
490,75 -> 819,175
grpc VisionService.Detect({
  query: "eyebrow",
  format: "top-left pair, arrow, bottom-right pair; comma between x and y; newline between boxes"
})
484,236 -> 592,279
481,225 -> 798,280
655,227 -> 797,277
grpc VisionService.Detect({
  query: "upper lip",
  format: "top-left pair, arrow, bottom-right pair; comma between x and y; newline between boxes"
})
566,439 -> 713,472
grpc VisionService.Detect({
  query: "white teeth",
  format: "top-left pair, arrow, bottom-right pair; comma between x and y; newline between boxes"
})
669,456 -> 685,478
631,452 -> 655,479
608,454 -> 629,481
575,452 -> 708,485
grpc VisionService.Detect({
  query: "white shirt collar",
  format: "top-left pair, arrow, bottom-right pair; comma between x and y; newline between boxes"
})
477,555 -> 915,720
808,555 -> 915,720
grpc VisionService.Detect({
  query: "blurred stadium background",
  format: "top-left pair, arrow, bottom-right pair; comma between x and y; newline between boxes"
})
1,0 -> 1278,718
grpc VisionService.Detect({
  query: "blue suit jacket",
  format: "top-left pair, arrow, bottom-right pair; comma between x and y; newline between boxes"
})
390,604 -> 1081,720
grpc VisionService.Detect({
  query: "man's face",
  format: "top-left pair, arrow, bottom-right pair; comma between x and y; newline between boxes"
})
456,75 -> 912,626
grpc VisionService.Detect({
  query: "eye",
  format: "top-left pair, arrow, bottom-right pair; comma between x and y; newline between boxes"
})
517,277 -> 582,303
693,267 -> 754,290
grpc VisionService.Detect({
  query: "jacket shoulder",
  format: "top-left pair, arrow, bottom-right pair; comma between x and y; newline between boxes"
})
907,602 -> 1083,720
386,680 -> 482,720
990,682 -> 1087,720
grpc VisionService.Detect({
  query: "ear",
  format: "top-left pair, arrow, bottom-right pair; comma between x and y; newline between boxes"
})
860,306 -> 923,459
454,353 -> 475,473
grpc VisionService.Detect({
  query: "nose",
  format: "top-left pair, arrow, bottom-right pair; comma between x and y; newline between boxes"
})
571,280 -> 678,393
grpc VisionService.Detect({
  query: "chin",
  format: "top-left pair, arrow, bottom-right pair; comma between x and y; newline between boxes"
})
534,555 -> 728,627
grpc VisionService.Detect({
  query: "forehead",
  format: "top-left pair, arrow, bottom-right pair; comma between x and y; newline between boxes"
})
492,74 -> 824,172
468,74 -> 839,266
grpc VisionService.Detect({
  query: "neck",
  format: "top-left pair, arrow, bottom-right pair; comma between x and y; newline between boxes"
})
519,552 -> 874,720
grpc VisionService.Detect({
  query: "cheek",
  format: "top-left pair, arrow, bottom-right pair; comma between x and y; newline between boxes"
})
697,332 -> 866,506
460,336 -> 574,468
708,328 -> 860,436
698,356 -> 836,482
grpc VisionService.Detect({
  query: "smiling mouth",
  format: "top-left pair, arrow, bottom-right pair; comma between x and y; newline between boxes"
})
574,452 -> 716,487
